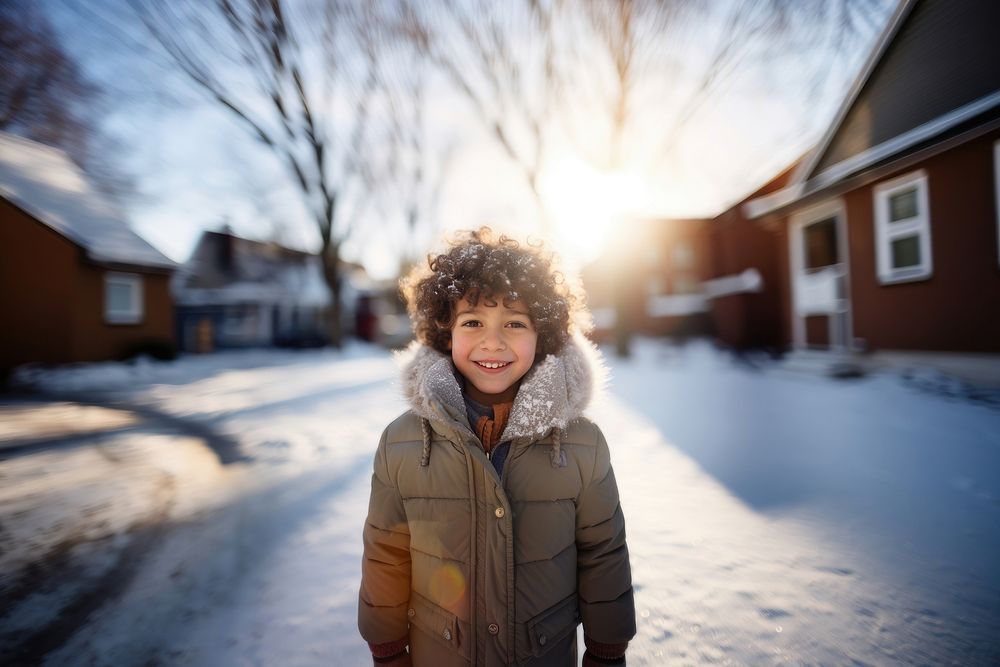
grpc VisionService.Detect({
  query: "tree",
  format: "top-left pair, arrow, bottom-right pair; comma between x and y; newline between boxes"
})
397,0 -> 563,234
396,0 -> 889,241
0,1 -> 130,199
570,0 -> 892,168
125,0 -> 399,346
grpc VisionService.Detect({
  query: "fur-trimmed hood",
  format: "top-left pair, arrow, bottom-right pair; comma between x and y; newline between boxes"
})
396,332 -> 606,453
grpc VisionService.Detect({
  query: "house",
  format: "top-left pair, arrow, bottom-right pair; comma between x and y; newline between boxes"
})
173,229 -> 370,351
582,217 -> 713,342
0,132 -> 176,375
737,0 -> 1000,354
173,229 -> 333,351
705,159 -> 805,352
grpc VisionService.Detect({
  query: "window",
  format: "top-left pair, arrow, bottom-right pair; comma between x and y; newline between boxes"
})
104,272 -> 143,324
223,307 -> 255,339
873,170 -> 932,284
803,216 -> 839,271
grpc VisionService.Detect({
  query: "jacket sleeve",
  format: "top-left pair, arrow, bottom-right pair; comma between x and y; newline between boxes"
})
575,427 -> 636,644
358,427 -> 411,645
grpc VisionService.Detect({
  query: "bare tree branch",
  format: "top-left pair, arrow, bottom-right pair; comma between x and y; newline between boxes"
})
122,0 -> 414,346
0,2 -> 134,200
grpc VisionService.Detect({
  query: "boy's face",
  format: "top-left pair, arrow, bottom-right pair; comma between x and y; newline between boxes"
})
450,296 -> 538,405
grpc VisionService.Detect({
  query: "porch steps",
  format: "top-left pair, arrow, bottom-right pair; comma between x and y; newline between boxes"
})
776,349 -> 865,378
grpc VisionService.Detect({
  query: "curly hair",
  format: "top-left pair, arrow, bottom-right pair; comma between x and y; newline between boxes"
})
401,228 -> 589,357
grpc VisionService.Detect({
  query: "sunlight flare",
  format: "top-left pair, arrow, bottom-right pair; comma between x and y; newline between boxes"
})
540,158 -> 651,267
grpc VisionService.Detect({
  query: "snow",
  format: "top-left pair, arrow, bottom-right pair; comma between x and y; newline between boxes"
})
0,131 -> 174,270
605,340 -> 1000,664
3,339 -> 999,665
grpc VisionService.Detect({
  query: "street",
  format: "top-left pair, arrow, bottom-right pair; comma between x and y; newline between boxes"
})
2,341 -> 998,665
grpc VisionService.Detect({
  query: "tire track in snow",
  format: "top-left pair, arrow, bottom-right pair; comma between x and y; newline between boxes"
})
41,379 -> 399,666
1,465 -> 175,666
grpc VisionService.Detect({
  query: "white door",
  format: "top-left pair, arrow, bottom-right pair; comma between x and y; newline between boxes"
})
789,199 -> 851,350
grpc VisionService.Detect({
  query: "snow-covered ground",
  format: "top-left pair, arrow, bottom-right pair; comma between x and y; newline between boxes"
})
2,339 -> 999,665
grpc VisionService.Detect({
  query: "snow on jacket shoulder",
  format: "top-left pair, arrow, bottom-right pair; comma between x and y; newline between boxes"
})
359,334 -> 636,666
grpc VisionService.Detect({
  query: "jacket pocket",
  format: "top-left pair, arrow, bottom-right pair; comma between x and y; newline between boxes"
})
408,591 -> 460,649
527,593 -> 580,657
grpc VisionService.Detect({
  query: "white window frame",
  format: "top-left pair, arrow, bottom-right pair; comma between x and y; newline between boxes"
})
994,140 -> 1000,266
873,170 -> 933,284
104,272 -> 144,324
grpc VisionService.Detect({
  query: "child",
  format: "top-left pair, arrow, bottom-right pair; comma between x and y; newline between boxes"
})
359,229 -> 635,666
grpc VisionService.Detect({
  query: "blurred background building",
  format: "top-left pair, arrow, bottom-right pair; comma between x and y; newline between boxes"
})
0,132 -> 176,376
173,229 -> 337,352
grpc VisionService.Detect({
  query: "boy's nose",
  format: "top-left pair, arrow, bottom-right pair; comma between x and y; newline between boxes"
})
479,329 -> 506,350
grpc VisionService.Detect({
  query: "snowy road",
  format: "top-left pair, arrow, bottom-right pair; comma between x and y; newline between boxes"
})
2,341 -> 999,665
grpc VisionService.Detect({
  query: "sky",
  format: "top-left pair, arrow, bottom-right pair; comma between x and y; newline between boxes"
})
42,1 -> 892,280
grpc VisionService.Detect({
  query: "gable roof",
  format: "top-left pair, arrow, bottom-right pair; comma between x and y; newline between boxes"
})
796,0 -> 917,183
173,230 -> 335,307
0,132 -> 175,271
745,0 -> 1000,219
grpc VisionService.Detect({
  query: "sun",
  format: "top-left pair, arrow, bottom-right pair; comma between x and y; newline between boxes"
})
539,157 -> 649,267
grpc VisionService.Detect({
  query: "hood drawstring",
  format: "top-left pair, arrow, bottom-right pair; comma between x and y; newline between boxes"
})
550,427 -> 564,468
419,418 -> 432,467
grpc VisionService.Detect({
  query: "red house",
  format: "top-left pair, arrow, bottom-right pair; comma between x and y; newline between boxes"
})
734,0 -> 1000,354
706,160 -> 804,352
583,218 -> 713,342
0,132 -> 176,376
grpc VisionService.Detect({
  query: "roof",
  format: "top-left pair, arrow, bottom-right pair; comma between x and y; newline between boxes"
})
173,230 -> 336,307
796,0 -> 918,184
715,151 -> 812,221
744,0 -> 1000,219
0,131 -> 175,271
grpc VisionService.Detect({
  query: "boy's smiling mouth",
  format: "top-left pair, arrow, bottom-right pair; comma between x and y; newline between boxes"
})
474,360 -> 511,370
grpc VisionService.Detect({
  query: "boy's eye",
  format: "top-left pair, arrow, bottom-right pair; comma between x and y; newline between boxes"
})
506,321 -> 528,329
460,320 -> 482,327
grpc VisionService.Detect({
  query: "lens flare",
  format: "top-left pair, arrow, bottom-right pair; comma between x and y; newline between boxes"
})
429,563 -> 467,613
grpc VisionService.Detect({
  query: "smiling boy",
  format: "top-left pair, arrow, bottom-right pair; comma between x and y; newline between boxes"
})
450,297 -> 537,405
359,229 -> 635,666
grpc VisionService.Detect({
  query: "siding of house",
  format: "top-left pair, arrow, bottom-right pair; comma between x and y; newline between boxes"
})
630,218 -> 713,336
0,199 -> 78,369
71,263 -> 174,362
842,128 -> 1000,352
775,222 -> 793,349
0,198 -> 175,370
709,163 -> 799,350
814,0 -> 1000,175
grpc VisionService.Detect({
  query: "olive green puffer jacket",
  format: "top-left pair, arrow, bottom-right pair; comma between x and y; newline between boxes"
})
358,334 -> 635,666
